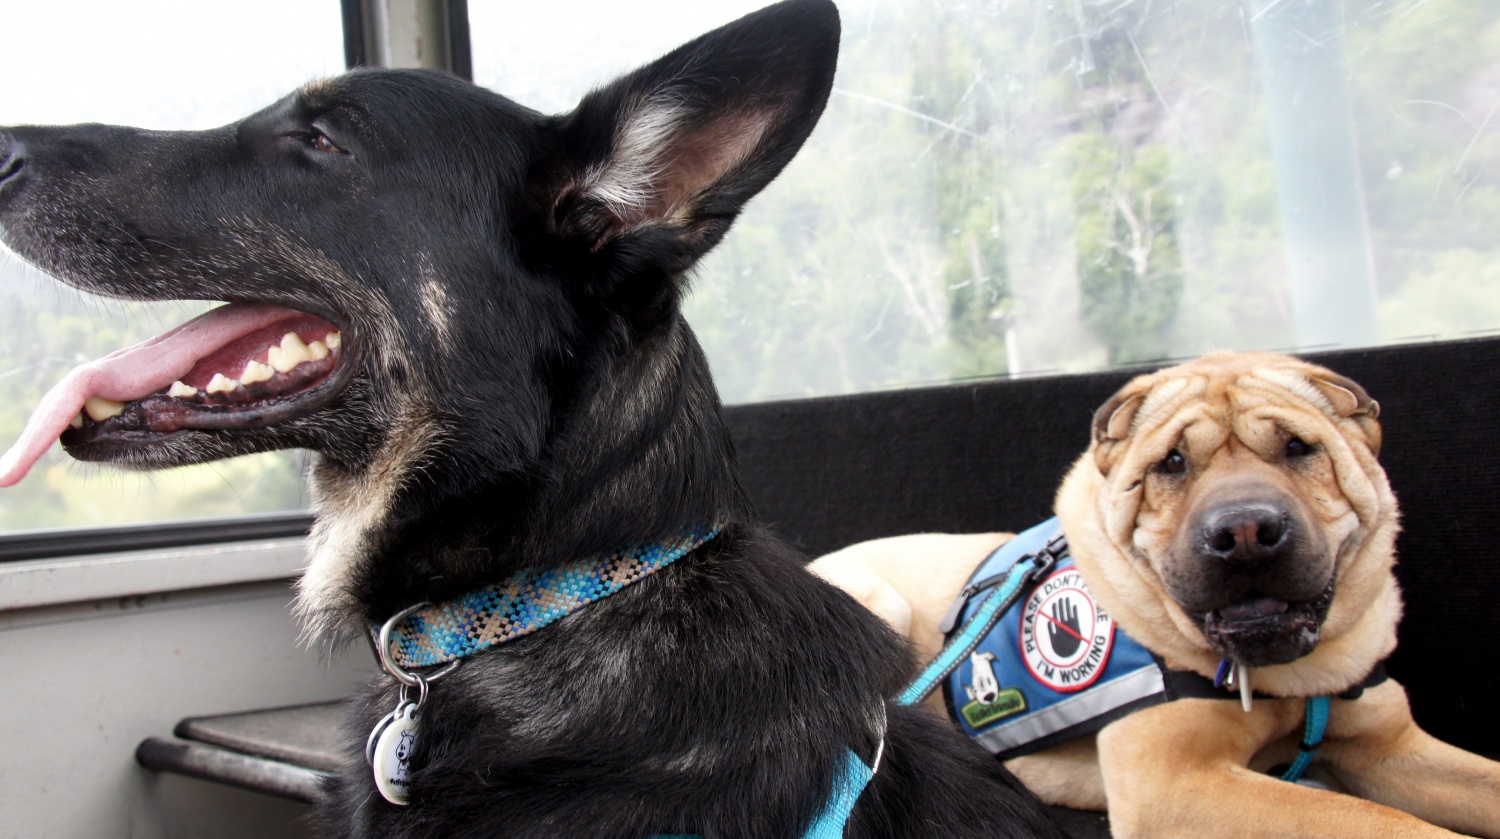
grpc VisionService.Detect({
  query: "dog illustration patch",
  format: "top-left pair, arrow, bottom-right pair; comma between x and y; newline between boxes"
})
961,651 -> 1028,728
1020,566 -> 1116,692
945,519 -> 1168,758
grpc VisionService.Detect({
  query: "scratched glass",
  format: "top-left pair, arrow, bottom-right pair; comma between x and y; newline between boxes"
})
476,0 -> 1500,399
1,0 -> 1495,532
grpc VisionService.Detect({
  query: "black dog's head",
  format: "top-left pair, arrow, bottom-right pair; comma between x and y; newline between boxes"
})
0,0 -> 839,638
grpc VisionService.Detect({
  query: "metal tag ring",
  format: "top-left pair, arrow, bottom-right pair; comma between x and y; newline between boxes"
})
376,601 -> 461,687
399,674 -> 430,710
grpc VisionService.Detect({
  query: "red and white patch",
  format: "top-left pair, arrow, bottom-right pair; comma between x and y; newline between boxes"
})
1019,567 -> 1116,693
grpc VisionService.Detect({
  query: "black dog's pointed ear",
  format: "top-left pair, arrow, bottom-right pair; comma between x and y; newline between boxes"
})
537,0 -> 839,268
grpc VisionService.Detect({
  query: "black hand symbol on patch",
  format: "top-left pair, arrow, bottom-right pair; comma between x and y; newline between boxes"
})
1046,599 -> 1084,658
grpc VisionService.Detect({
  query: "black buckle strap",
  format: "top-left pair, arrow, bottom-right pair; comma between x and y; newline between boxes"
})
1337,661 -> 1389,700
1162,659 -> 1390,703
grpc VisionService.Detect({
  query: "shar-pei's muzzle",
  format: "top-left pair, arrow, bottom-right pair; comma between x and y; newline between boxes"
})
813,351 -> 1500,838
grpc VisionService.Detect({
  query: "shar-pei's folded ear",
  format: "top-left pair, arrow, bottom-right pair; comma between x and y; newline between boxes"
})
1303,367 -> 1382,456
1090,385 -> 1147,474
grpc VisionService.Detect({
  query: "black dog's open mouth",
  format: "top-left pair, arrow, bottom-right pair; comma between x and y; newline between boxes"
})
0,302 -> 349,486
1198,589 -> 1332,667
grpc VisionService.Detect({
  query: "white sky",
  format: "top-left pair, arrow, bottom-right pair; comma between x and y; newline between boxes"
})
469,1 -> 774,115
0,1 -> 345,129
0,1 -> 789,131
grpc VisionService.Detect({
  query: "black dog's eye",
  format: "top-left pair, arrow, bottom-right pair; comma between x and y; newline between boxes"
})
1285,437 -> 1313,458
311,133 -> 344,154
1156,449 -> 1187,475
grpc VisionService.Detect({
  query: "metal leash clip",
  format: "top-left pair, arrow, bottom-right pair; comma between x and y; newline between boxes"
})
1026,533 -> 1068,583
937,533 -> 1067,636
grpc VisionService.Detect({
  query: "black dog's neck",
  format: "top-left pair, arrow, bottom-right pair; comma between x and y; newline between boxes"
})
337,316 -> 753,626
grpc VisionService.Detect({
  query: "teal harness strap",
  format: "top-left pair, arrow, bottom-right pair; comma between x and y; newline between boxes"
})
647,747 -> 875,839
801,748 -> 877,838
898,532 -> 1065,707
658,528 -> 1058,838
1280,695 -> 1331,782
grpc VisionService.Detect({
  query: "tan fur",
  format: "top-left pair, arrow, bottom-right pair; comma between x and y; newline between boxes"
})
297,407 -> 445,645
418,258 -> 455,347
217,218 -> 426,647
811,352 -> 1500,837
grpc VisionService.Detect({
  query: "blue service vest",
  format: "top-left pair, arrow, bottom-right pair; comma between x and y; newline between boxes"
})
943,518 -> 1171,758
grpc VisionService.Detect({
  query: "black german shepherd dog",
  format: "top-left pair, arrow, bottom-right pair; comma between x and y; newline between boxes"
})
0,2 -> 1064,836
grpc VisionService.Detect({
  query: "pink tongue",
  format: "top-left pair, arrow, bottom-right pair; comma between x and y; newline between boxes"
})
1218,597 -> 1291,622
0,303 -> 308,487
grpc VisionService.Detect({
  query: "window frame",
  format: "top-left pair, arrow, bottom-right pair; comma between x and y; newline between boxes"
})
0,1 -> 470,563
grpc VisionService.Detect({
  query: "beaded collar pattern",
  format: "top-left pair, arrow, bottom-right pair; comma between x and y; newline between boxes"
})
377,522 -> 724,669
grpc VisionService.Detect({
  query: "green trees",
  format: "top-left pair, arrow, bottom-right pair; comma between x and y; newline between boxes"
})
687,0 -> 1500,399
913,4 -> 1013,377
1069,138 -> 1183,366
2,0 -> 1497,532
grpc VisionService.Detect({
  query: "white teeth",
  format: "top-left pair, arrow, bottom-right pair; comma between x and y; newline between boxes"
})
71,412 -> 85,429
190,331 -> 339,400
154,329 -> 340,406
239,360 -> 275,385
267,331 -> 312,373
84,397 -> 126,422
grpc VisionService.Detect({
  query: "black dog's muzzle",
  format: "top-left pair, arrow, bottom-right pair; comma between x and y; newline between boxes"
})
0,130 -> 24,197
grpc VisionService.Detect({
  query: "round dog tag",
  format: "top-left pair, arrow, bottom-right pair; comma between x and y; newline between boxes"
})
372,704 -> 420,805
366,705 -> 403,767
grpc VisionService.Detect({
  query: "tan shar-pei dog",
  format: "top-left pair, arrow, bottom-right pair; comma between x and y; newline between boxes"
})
812,352 -> 1500,838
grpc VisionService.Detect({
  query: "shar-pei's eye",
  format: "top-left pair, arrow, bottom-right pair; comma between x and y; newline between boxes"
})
1156,449 -> 1187,475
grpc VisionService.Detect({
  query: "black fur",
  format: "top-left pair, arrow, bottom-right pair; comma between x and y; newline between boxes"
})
0,2 -> 1064,836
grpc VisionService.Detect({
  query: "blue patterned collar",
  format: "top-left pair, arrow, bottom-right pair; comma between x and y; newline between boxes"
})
372,522 -> 723,672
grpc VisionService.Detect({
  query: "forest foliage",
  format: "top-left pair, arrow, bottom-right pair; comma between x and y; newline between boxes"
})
0,0 -> 1495,531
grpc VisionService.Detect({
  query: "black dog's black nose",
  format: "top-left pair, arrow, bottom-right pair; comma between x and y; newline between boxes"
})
1200,503 -> 1290,564
0,131 -> 23,189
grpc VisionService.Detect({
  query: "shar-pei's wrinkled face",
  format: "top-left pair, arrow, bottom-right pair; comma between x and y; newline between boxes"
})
1057,352 -> 1400,671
